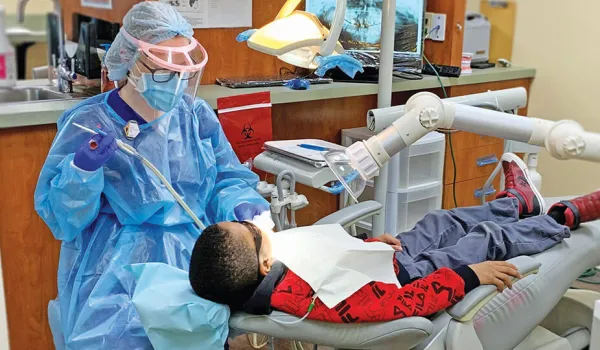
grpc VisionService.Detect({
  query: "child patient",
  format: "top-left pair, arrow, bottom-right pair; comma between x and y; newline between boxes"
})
189,155 -> 600,322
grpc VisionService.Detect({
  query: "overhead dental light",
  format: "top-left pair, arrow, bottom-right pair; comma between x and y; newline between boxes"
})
241,0 -> 396,235
237,0 -> 363,77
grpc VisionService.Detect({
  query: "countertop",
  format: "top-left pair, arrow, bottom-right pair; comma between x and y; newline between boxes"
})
1,66 -> 536,129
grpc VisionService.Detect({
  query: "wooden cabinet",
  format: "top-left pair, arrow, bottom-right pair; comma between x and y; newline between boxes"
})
443,175 -> 502,208
445,131 -> 503,152
444,143 -> 504,185
442,78 -> 532,209
0,125 -> 61,350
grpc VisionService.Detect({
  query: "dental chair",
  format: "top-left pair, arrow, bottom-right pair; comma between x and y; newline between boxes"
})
229,198 -> 600,350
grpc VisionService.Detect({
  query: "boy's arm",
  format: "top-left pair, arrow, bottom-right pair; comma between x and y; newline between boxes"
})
272,267 -> 479,323
376,267 -> 477,319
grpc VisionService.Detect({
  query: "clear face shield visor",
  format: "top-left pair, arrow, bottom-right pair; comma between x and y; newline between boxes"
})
121,28 -> 208,112
324,149 -> 367,203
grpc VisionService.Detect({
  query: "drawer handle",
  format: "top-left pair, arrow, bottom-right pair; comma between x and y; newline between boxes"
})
474,187 -> 497,198
476,154 -> 499,167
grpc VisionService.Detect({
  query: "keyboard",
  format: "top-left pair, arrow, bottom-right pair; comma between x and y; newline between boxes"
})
216,75 -> 333,89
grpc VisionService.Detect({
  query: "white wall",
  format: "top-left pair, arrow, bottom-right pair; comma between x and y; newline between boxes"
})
466,0 -> 480,13
463,0 -> 600,196
511,1 -> 600,196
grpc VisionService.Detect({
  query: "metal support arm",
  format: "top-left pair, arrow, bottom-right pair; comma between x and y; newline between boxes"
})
347,91 -> 600,181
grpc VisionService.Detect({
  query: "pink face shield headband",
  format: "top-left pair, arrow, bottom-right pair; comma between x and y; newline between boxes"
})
119,27 -> 208,73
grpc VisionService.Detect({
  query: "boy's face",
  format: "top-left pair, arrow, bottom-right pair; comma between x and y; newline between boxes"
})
218,221 -> 274,277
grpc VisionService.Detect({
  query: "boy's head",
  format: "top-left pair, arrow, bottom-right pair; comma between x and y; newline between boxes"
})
189,221 -> 273,309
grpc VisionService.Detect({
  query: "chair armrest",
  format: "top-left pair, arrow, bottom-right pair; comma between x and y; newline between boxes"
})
447,256 -> 542,322
314,201 -> 382,228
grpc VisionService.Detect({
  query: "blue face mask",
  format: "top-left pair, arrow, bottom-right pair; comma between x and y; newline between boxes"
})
137,73 -> 188,113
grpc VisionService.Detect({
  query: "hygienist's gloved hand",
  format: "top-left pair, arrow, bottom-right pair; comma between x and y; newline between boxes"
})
235,203 -> 275,233
73,133 -> 118,171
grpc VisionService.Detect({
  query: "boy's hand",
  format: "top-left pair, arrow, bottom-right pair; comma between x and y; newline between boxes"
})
375,234 -> 402,251
468,261 -> 522,292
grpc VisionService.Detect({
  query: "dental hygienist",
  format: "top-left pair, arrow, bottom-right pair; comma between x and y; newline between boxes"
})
34,2 -> 272,348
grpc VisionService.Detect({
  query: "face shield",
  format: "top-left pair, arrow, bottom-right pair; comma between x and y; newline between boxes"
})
324,150 -> 367,203
121,28 -> 208,113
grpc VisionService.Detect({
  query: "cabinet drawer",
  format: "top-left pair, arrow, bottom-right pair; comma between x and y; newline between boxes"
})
444,143 -> 504,185
445,131 -> 503,152
443,175 -> 502,209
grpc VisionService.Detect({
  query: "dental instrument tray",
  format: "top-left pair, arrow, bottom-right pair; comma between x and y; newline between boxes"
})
216,75 -> 333,89
254,151 -> 339,189
263,139 -> 345,168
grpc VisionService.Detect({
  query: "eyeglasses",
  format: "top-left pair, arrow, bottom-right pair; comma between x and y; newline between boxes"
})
234,220 -> 263,268
138,60 -> 199,83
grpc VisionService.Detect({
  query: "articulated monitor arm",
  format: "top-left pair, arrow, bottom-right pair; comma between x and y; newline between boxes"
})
346,91 -> 600,181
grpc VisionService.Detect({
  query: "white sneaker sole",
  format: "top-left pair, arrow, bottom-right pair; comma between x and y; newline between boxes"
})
500,153 -> 546,214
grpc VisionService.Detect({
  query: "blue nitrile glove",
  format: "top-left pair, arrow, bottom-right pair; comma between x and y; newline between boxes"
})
73,133 -> 118,171
234,202 -> 269,222
236,29 -> 257,43
314,54 -> 364,78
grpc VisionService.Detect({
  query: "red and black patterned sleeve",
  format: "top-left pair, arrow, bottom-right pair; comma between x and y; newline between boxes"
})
271,266 -> 475,323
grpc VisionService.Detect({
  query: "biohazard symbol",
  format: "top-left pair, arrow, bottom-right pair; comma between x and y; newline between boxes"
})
241,124 -> 254,140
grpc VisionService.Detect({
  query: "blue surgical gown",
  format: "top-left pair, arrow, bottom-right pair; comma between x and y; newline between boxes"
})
34,92 -> 270,349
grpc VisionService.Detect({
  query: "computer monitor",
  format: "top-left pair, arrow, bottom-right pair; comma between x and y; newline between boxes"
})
305,0 -> 425,73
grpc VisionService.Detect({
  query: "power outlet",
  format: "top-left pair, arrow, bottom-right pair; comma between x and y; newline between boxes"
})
425,12 -> 446,41
424,12 -> 433,37
431,13 -> 446,41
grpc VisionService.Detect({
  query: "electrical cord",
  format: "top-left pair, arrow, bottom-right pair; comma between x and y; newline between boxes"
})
265,294 -> 318,325
423,54 -> 458,208
280,66 -> 313,79
447,133 -> 459,208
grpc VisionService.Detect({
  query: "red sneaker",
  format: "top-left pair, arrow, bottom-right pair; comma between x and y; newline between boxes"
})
547,190 -> 600,229
495,153 -> 545,218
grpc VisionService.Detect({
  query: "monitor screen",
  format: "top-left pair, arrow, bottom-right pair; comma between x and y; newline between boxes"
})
305,0 -> 425,71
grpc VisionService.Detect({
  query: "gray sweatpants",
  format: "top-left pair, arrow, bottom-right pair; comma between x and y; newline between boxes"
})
395,197 -> 571,281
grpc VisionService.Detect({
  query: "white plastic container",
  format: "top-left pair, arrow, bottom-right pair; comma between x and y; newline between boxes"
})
526,153 -> 542,192
462,52 -> 473,75
353,182 -> 443,235
0,5 -> 16,88
341,127 -> 446,189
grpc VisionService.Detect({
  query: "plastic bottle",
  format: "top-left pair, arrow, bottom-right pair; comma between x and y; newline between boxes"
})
0,5 -> 17,88
526,153 -> 542,192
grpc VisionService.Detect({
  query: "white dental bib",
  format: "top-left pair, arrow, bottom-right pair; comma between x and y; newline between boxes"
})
268,224 -> 400,308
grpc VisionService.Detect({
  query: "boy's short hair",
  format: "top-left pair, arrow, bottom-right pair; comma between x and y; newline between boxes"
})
189,224 -> 260,309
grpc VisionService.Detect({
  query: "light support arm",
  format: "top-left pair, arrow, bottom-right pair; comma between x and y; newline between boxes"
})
453,105 -> 600,162
275,0 -> 302,19
319,0 -> 347,57
346,91 -> 600,182
367,87 -> 529,133
369,0 -> 397,236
